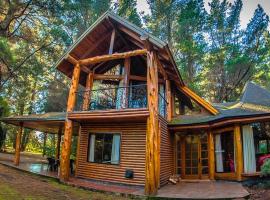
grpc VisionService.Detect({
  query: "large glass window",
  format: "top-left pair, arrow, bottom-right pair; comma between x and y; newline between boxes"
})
88,133 -> 120,164
243,122 -> 270,172
214,131 -> 235,173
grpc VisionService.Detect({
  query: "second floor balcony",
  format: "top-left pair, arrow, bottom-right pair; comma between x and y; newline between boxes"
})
75,84 -> 147,111
74,84 -> 167,118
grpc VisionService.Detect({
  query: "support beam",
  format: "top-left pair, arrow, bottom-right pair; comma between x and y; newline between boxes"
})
235,124 -> 243,181
75,126 -> 81,177
42,133 -> 47,157
79,49 -> 147,66
123,57 -> 130,108
14,123 -> 23,166
94,74 -> 123,80
60,63 -> 81,181
56,126 -> 62,160
208,130 -> 215,180
109,29 -> 116,54
145,51 -> 159,195
82,72 -> 94,111
166,80 -> 172,121
66,55 -> 90,73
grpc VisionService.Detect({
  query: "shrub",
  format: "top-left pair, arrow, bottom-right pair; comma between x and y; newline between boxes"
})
261,159 -> 270,177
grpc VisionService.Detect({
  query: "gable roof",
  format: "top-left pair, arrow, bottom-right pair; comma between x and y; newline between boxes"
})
55,10 -> 184,87
170,82 -> 270,127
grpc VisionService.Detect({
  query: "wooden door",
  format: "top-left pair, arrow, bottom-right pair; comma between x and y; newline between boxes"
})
176,133 -> 209,179
184,135 -> 200,178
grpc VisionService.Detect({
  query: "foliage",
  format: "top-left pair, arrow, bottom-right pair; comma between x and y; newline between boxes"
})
0,0 -> 269,154
261,159 -> 270,177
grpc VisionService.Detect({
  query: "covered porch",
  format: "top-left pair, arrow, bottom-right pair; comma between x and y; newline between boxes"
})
0,112 -> 79,176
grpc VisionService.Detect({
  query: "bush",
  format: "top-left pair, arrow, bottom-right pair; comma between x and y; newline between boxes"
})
261,159 -> 270,177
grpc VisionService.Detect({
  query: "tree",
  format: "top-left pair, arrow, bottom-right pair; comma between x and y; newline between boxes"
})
114,0 -> 142,27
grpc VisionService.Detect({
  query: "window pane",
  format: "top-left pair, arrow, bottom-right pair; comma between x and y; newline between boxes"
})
94,134 -> 103,163
103,134 -> 113,163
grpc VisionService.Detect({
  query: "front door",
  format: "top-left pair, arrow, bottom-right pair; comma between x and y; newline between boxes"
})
176,133 -> 209,179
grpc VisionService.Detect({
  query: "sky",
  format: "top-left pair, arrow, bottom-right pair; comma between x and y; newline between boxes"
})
136,0 -> 270,29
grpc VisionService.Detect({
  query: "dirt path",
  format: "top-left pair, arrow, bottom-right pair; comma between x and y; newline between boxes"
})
0,164 -> 131,200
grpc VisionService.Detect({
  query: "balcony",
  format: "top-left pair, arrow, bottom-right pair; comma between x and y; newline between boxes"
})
75,84 -> 147,111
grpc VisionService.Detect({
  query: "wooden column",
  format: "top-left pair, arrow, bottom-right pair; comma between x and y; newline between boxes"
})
60,63 -> 81,181
56,126 -> 62,160
165,79 -> 172,121
208,130 -> 215,180
123,57 -> 130,108
43,133 -> 47,157
14,123 -> 23,166
234,124 -> 243,181
145,51 -> 159,195
82,72 -> 94,111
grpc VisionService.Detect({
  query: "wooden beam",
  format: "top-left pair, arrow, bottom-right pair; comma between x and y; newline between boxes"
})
79,49 -> 147,66
180,86 -> 219,115
14,123 -> 23,166
82,72 -> 94,111
75,126 -> 81,177
166,80 -> 172,121
56,126 -> 62,160
94,74 -> 123,80
208,130 -> 215,180
60,63 -> 81,181
235,124 -> 243,181
66,55 -> 90,73
109,29 -> 116,54
145,51 -> 159,195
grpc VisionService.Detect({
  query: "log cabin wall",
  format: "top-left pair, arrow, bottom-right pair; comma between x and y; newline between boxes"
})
159,116 -> 174,186
76,122 -> 146,186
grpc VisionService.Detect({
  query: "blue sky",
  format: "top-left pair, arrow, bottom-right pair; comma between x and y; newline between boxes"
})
136,0 -> 270,29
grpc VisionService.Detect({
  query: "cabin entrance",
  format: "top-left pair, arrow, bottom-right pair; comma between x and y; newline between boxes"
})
176,132 -> 209,179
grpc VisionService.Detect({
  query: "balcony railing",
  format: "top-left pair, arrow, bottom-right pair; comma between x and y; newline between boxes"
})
74,84 -> 147,111
158,92 -> 167,118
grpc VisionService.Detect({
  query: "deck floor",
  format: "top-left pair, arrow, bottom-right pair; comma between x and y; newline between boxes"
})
0,152 -> 250,199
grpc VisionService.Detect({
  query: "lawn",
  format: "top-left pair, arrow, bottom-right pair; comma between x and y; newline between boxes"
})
0,164 -> 133,200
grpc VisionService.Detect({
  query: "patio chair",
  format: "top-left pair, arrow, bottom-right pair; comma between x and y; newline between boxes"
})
47,157 -> 55,172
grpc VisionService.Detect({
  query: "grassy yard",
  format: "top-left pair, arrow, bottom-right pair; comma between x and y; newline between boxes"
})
0,164 -> 133,200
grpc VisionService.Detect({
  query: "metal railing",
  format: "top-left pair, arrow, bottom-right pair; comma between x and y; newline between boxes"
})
158,92 -> 168,118
74,84 -> 147,111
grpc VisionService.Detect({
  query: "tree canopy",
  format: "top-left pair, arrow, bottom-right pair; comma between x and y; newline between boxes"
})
0,0 -> 269,152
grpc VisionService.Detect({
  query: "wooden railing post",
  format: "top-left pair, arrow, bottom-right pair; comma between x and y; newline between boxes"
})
56,126 -> 62,160
123,57 -> 130,108
235,124 -> 243,181
82,71 -> 94,111
14,122 -> 23,166
60,63 -> 81,181
145,51 -> 159,195
208,130 -> 215,180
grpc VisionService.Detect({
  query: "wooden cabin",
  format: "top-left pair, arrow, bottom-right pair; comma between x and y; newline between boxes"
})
2,11 -> 270,196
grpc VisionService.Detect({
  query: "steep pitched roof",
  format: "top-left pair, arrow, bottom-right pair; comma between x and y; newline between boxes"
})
55,10 -> 184,86
170,82 -> 270,126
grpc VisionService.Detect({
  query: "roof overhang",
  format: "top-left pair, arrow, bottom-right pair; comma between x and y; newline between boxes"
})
55,11 -> 184,87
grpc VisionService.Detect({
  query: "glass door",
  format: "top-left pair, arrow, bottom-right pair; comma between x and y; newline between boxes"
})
185,135 -> 200,178
176,133 -> 209,179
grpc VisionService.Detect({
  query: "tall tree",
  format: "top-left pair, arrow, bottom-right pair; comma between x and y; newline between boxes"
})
114,0 -> 142,27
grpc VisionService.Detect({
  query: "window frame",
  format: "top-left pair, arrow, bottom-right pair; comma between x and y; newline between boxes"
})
87,132 -> 121,165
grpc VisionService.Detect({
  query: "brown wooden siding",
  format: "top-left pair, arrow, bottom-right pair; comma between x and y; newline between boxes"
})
159,116 -> 174,186
76,122 -> 146,186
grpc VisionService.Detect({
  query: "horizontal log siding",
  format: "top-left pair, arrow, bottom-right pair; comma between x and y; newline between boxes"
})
76,122 -> 146,186
159,116 -> 174,186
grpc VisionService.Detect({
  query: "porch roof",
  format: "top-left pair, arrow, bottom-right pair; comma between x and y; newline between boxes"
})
170,82 -> 270,127
0,112 -> 68,134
